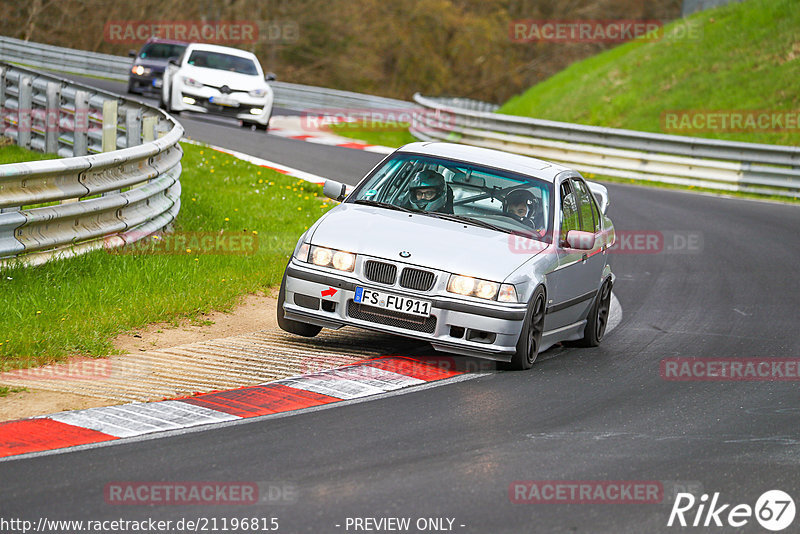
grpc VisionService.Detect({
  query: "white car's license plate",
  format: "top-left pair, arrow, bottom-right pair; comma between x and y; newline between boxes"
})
210,95 -> 237,107
354,287 -> 431,317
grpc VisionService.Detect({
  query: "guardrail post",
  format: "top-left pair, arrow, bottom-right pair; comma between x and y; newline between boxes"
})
18,75 -> 32,149
0,66 -> 6,137
125,107 -> 142,147
44,82 -> 60,154
102,99 -> 117,152
73,90 -> 89,156
142,116 -> 157,142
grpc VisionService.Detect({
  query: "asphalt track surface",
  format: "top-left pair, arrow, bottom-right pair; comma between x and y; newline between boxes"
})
2,75 -> 800,533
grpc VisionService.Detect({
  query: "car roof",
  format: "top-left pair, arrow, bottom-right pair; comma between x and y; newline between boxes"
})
184,43 -> 257,60
143,38 -> 188,46
396,142 -> 572,182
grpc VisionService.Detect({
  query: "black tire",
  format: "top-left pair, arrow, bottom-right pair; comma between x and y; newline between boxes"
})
276,269 -> 322,337
506,285 -> 546,371
577,278 -> 612,347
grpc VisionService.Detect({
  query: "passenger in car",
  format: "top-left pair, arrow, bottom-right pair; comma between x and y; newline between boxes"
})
504,188 -> 545,233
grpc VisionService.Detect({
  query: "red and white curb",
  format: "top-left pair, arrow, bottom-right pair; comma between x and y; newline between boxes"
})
268,115 -> 395,154
0,356 -> 467,459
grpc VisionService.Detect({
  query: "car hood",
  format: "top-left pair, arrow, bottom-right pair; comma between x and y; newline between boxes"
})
181,65 -> 266,91
309,204 -> 546,282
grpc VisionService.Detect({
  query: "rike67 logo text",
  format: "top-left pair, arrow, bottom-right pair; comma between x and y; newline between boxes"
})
668,490 -> 795,531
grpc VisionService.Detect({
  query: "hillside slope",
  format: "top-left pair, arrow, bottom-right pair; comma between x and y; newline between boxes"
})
499,0 -> 799,146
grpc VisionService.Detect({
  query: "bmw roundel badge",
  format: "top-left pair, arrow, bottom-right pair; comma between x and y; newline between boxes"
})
399,251 -> 411,258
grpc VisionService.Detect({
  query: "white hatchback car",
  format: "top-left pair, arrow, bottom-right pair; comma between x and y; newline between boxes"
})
161,43 -> 274,130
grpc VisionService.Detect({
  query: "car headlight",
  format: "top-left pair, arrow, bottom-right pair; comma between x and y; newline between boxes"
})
447,275 -> 516,302
131,66 -> 150,76
249,87 -> 268,97
183,76 -> 203,88
308,245 -> 355,272
294,242 -> 310,262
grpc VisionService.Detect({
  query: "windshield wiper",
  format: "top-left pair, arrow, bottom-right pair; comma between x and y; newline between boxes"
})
353,199 -> 421,213
425,212 -> 511,233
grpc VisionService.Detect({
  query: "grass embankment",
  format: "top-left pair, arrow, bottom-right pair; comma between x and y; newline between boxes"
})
328,121 -> 416,148
0,142 -> 335,372
500,0 -> 799,147
499,0 -> 800,201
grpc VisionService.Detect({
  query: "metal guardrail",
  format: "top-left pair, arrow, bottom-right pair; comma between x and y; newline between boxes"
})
271,81 -> 412,113
0,63 -> 183,266
0,36 -> 131,81
411,95 -> 800,198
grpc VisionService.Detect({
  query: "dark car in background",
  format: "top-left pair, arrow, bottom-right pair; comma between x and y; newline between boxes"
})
127,38 -> 188,94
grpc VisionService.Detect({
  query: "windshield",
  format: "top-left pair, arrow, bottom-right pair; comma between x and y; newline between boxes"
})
348,154 -> 553,240
186,50 -> 259,75
139,43 -> 187,59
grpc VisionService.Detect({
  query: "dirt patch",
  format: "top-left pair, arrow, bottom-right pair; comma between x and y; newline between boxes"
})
114,290 -> 279,354
0,291 -> 280,423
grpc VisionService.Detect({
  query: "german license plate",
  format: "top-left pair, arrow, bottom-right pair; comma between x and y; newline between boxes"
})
354,287 -> 431,317
209,95 -> 237,107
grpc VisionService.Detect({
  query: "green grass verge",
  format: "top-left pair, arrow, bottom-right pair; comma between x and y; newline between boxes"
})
499,0 -> 800,147
0,386 -> 26,397
0,142 -> 336,371
328,121 -> 416,148
0,143 -> 59,164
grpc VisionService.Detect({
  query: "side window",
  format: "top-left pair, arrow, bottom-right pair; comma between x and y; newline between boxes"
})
560,180 -> 579,245
572,178 -> 600,233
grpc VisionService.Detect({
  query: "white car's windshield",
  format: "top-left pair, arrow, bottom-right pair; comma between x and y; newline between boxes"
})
349,154 -> 553,240
187,51 -> 259,75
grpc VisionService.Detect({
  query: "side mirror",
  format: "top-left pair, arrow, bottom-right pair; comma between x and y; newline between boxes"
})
586,181 -> 609,215
168,57 -> 180,66
128,50 -> 137,58
265,72 -> 277,82
323,180 -> 347,201
565,230 -> 596,250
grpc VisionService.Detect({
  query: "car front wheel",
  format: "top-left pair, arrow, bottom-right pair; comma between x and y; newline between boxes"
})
507,285 -> 546,371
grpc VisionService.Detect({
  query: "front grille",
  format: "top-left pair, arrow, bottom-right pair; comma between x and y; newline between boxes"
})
364,260 -> 397,285
399,267 -> 435,291
347,300 -> 436,334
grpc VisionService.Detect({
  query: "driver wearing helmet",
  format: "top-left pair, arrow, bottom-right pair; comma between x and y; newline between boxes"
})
503,188 -> 544,232
405,170 -> 451,213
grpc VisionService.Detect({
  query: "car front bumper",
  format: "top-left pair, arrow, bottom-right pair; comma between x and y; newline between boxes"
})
177,87 -> 272,125
282,261 -> 528,361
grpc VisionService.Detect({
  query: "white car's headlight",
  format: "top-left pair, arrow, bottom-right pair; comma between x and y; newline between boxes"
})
447,275 -> 517,302
249,87 -> 268,98
183,76 -> 203,88
308,245 -> 355,272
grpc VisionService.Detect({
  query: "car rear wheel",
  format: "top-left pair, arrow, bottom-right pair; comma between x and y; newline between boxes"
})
277,268 -> 322,337
506,286 -> 546,371
577,278 -> 612,347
